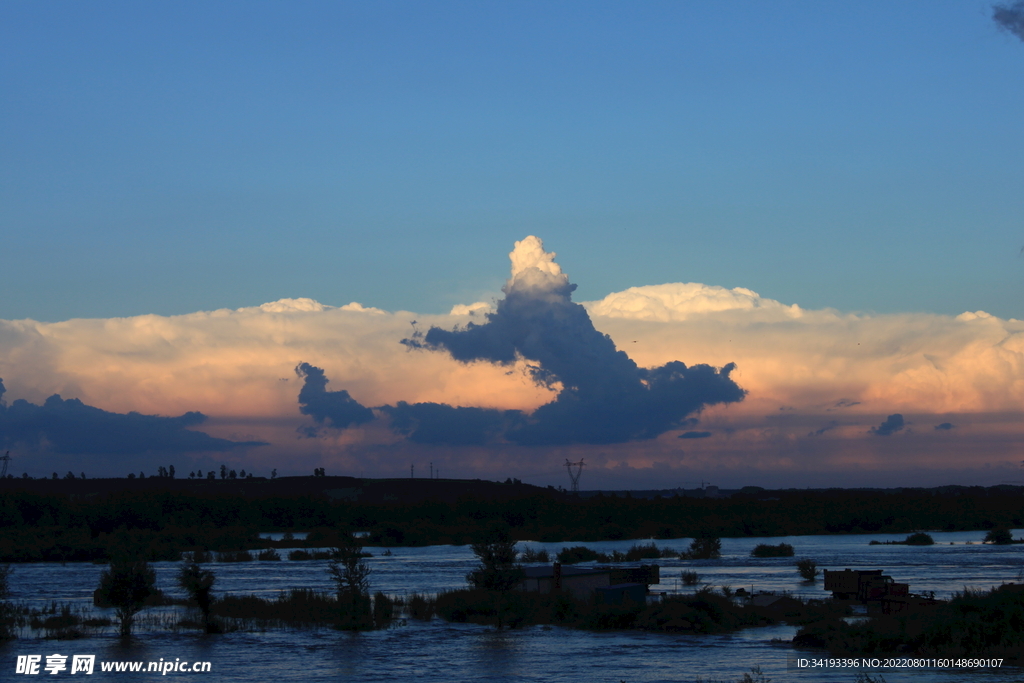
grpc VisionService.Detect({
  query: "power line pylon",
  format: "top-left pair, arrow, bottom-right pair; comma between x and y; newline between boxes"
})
565,458 -> 585,494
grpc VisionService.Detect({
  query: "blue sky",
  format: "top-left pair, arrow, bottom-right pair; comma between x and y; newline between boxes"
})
4,2 -> 1024,486
3,1 -> 1024,323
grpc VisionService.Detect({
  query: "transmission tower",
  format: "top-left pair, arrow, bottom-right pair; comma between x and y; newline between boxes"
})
0,451 -> 10,478
564,458 -> 585,494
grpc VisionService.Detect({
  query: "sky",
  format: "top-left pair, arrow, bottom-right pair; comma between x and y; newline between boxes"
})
2,1 -> 1024,489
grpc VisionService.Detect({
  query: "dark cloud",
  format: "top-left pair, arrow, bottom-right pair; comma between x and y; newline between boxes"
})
830,399 -> 860,410
381,402 -> 523,445
400,263 -> 744,445
295,363 -> 376,435
994,1 -> 1024,41
678,431 -> 712,439
296,240 -> 744,446
0,377 -> 264,455
808,420 -> 839,437
871,414 -> 905,437
934,422 -> 956,430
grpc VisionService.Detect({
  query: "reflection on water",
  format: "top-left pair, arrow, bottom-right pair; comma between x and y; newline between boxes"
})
2,530 -> 1023,681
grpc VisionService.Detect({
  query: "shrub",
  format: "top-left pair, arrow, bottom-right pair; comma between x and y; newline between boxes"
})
556,546 -> 603,564
904,532 -> 934,546
182,550 -> 212,563
372,592 -> 393,626
751,543 -> 794,557
796,558 -> 819,581
288,550 -> 313,561
625,543 -> 662,561
215,550 -> 252,562
519,546 -> 550,563
681,570 -> 701,586
684,536 -> 722,560
257,549 -> 281,561
407,593 -> 435,621
985,528 -> 1014,545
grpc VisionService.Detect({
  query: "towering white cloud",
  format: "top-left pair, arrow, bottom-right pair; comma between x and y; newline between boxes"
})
2,236 -> 1023,485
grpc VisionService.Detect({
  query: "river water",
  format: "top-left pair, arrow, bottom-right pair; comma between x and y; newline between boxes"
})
2,530 -> 1022,682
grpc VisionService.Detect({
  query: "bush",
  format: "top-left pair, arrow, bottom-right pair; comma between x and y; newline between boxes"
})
904,532 -> 934,546
681,570 -> 701,586
985,528 -> 1014,545
372,592 -> 393,626
796,558 -> 819,581
182,550 -> 212,563
519,546 -> 550,563
752,543 -> 794,557
407,593 -> 435,621
257,549 -> 281,561
684,536 -> 722,560
556,546 -> 603,564
215,550 -> 252,562
624,543 -> 662,561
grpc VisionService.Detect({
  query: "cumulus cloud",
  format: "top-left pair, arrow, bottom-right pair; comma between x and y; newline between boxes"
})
586,282 -> 803,322
398,236 -> 746,444
871,413 -> 905,437
4,237 -> 1024,483
0,377 -> 263,456
295,362 -> 375,433
994,1 -> 1024,41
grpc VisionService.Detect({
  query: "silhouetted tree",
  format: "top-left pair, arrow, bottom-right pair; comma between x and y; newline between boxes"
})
220,465 -> 227,480
177,562 -> 217,632
271,469 -> 277,479
206,471 -> 215,480
985,528 -> 1014,545
685,533 -> 721,560
467,524 -> 523,628
327,542 -> 372,629
97,560 -> 156,637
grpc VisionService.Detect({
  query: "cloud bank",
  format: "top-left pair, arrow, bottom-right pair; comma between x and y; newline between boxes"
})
3,236 -> 1024,485
0,377 -> 263,457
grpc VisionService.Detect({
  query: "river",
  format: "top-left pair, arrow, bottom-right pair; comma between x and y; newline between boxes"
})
3,530 -> 1022,682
